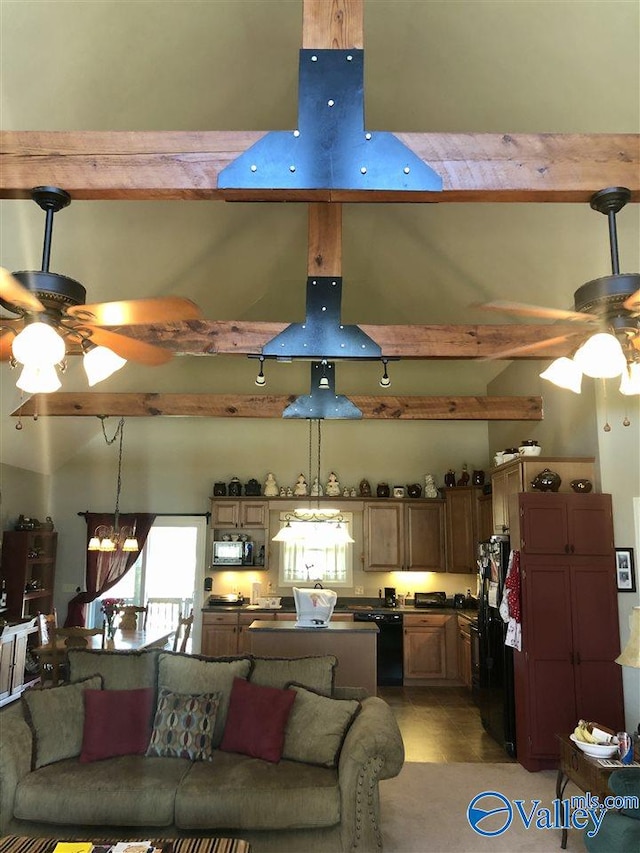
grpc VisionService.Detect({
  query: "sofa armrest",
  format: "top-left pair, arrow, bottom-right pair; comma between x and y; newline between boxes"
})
337,696 -> 404,852
0,705 -> 33,833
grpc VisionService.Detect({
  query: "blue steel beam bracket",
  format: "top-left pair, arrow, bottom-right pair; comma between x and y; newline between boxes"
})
283,361 -> 362,420
218,50 -> 442,192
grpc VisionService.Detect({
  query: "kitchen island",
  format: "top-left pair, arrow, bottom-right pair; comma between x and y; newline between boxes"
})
247,619 -> 379,695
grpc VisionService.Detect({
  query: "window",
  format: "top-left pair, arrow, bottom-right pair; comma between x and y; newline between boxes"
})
278,513 -> 353,587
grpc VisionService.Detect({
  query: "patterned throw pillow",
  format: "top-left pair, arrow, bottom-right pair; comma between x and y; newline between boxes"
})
146,688 -> 221,761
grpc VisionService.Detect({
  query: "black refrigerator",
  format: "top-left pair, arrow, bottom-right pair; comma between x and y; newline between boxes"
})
476,535 -> 516,758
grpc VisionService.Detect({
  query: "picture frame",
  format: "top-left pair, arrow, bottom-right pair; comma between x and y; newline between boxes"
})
615,548 -> 636,593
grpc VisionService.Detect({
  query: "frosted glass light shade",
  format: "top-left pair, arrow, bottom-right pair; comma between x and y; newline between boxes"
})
540,357 -> 583,394
573,333 -> 627,378
620,362 -> 640,396
83,345 -> 126,386
16,363 -> 62,393
12,322 -> 66,366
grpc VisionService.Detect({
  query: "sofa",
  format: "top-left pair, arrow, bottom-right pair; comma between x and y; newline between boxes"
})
584,768 -> 640,853
0,648 -> 404,853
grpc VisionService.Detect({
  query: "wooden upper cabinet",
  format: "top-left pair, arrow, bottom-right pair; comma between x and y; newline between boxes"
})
364,500 -> 446,572
211,500 -> 268,529
477,494 -> 494,542
513,493 -> 613,556
364,502 -> 404,571
443,487 -> 479,573
405,501 -> 446,571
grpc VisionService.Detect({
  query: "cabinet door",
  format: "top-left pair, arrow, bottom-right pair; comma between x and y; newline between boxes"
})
403,626 -> 447,679
10,632 -> 29,695
364,503 -> 404,571
239,501 -> 268,528
444,488 -> 477,572
519,494 -> 569,554
477,495 -> 494,542
458,621 -> 472,689
211,502 -> 240,528
567,496 -> 614,556
201,613 -> 238,656
491,464 -> 522,533
0,637 -> 15,701
405,501 -> 445,571
238,612 -> 274,653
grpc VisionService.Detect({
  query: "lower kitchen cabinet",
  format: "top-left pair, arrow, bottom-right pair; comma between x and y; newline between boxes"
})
457,616 -> 472,689
201,612 -> 241,657
0,618 -> 39,706
403,613 -> 458,684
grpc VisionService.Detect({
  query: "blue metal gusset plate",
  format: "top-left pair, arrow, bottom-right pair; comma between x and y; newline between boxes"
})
263,276 -> 381,359
218,50 -> 442,192
283,362 -> 363,419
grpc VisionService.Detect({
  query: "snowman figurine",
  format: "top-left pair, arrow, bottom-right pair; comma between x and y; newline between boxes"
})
424,473 -> 439,498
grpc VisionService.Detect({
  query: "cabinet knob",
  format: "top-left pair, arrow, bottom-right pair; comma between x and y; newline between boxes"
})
565,544 -> 570,553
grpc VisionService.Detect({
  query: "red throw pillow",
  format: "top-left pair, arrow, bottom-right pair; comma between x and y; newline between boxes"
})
220,677 -> 296,763
80,687 -> 154,762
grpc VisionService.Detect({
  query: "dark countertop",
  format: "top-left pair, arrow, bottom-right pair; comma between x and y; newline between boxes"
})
246,620 -> 379,633
202,603 -> 478,620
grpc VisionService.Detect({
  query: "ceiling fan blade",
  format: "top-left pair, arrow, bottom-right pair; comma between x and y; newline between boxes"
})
86,327 -> 173,365
66,296 -> 202,326
0,327 -> 19,360
480,333 -> 579,361
622,288 -> 640,312
0,267 -> 45,313
475,299 -> 597,323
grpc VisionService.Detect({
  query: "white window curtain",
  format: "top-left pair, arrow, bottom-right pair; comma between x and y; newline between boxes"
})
279,515 -> 353,587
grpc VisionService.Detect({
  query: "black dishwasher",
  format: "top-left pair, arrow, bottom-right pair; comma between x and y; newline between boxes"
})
353,611 -> 403,686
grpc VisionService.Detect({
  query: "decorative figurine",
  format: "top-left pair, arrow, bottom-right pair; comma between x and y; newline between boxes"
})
311,477 -> 324,496
424,474 -> 438,498
343,486 -> 350,497
286,486 -> 293,497
263,473 -> 279,497
279,486 -> 287,497
444,469 -> 456,487
359,479 -> 372,497
457,464 -> 470,487
326,472 -> 341,496
350,487 -> 357,497
293,474 -> 308,496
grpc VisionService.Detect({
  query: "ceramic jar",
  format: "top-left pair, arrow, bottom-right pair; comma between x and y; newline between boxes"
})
570,478 -> 593,493
377,483 -> 390,498
228,477 -> 242,497
530,468 -> 562,492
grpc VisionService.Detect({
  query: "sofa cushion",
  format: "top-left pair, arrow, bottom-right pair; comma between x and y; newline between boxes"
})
146,688 -> 220,761
158,652 -> 251,747
13,754 -> 191,826
174,749 -> 340,830
80,687 -> 155,763
249,655 -> 336,696
608,768 -> 640,819
282,683 -> 361,767
68,648 -> 159,691
220,677 -> 296,763
22,675 -> 103,769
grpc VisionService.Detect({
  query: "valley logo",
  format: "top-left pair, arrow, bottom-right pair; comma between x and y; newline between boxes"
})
466,790 -> 638,838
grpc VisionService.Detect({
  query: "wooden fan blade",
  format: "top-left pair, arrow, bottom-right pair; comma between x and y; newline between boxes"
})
623,288 -> 640,312
66,296 -> 202,326
0,328 -> 18,360
0,267 -> 45,313
475,299 -> 597,323
87,327 -> 173,365
480,333 -> 578,361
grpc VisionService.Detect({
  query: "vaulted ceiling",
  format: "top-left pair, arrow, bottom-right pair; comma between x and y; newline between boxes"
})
1,0 -> 639,471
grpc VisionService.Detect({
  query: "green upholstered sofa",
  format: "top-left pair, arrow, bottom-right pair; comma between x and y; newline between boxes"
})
584,768 -> 640,853
0,649 -> 404,853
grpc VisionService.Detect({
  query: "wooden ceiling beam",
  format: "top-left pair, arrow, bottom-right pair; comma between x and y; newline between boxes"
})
12,392 -> 543,421
95,320 -> 585,359
2,130 -> 638,202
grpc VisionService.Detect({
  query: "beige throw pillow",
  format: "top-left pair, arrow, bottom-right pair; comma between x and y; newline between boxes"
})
249,655 -> 337,696
282,683 -> 361,767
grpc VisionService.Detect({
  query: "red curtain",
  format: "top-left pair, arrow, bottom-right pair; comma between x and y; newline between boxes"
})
63,512 -> 156,627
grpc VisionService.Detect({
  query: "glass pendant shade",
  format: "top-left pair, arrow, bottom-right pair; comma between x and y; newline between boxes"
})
16,363 -> 62,393
272,522 -> 299,543
620,362 -> 640,396
87,536 -> 102,551
539,357 -> 583,394
573,333 -> 627,378
83,345 -> 126,386
12,322 -> 66,366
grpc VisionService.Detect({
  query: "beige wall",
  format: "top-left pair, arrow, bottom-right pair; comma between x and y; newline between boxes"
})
0,463 -> 51,554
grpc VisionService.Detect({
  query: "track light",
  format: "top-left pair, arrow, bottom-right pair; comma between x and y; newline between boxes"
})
255,356 -> 266,386
379,358 -> 391,387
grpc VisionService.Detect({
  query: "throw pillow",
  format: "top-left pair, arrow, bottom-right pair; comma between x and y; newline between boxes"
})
146,687 -> 221,761
158,652 -> 251,746
249,654 -> 337,696
80,687 -> 155,762
282,683 -> 361,767
22,674 -> 103,769
68,648 -> 159,690
220,676 -> 296,763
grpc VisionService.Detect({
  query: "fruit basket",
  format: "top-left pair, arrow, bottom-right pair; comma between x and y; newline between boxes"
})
569,734 -> 619,758
571,719 -> 619,758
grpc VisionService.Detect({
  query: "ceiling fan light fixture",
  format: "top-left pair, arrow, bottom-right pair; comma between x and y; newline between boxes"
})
573,333 -> 627,379
83,343 -> 127,386
12,321 -> 66,367
16,362 -> 62,394
620,362 -> 640,396
540,357 -> 583,394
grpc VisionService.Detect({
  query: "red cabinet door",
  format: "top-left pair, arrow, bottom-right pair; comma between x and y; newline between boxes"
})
519,494 -> 613,556
567,497 -> 614,556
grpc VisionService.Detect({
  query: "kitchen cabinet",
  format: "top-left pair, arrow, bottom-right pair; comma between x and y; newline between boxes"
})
364,500 -> 445,572
238,612 -> 275,653
476,494 -> 494,543
211,500 -> 268,529
509,492 -> 624,772
1,530 -> 57,622
0,618 -> 39,706
490,456 -> 595,534
403,613 -> 458,684
201,611 -> 240,657
443,487 -> 481,573
457,616 -> 472,690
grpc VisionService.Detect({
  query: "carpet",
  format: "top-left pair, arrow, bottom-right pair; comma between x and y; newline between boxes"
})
379,761 -> 590,852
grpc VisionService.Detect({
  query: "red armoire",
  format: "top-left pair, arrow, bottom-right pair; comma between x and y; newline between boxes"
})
508,492 -> 624,772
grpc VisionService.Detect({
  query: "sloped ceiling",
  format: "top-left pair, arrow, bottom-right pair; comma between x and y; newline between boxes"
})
1,0 -> 639,473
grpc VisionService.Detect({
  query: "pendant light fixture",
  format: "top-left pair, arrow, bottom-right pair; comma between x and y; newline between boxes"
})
87,416 -> 139,552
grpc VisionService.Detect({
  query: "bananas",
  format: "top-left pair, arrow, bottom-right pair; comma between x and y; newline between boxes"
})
574,722 -> 597,743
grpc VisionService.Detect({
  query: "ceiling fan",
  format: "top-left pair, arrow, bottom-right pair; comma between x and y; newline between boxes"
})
478,187 -> 640,391
0,186 -> 202,392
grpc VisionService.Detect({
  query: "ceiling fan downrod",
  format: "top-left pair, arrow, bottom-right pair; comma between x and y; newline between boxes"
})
32,186 -> 71,274
589,186 -> 630,277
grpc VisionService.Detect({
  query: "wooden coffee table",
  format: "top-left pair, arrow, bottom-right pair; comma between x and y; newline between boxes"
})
0,838 -> 250,853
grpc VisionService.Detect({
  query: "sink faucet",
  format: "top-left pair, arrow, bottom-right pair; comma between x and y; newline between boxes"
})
313,581 -> 324,589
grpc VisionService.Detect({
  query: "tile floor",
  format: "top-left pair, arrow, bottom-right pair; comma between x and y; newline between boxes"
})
377,685 -> 516,763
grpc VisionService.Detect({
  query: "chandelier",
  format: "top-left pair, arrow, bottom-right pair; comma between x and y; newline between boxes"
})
87,416 -> 139,552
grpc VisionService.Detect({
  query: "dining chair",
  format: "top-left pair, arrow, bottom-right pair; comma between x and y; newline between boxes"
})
172,609 -> 194,653
145,598 -> 185,633
119,604 -> 148,631
34,610 -> 60,684
53,626 -> 105,648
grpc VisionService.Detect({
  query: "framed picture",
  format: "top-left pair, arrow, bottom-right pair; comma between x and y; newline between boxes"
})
615,548 -> 636,592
